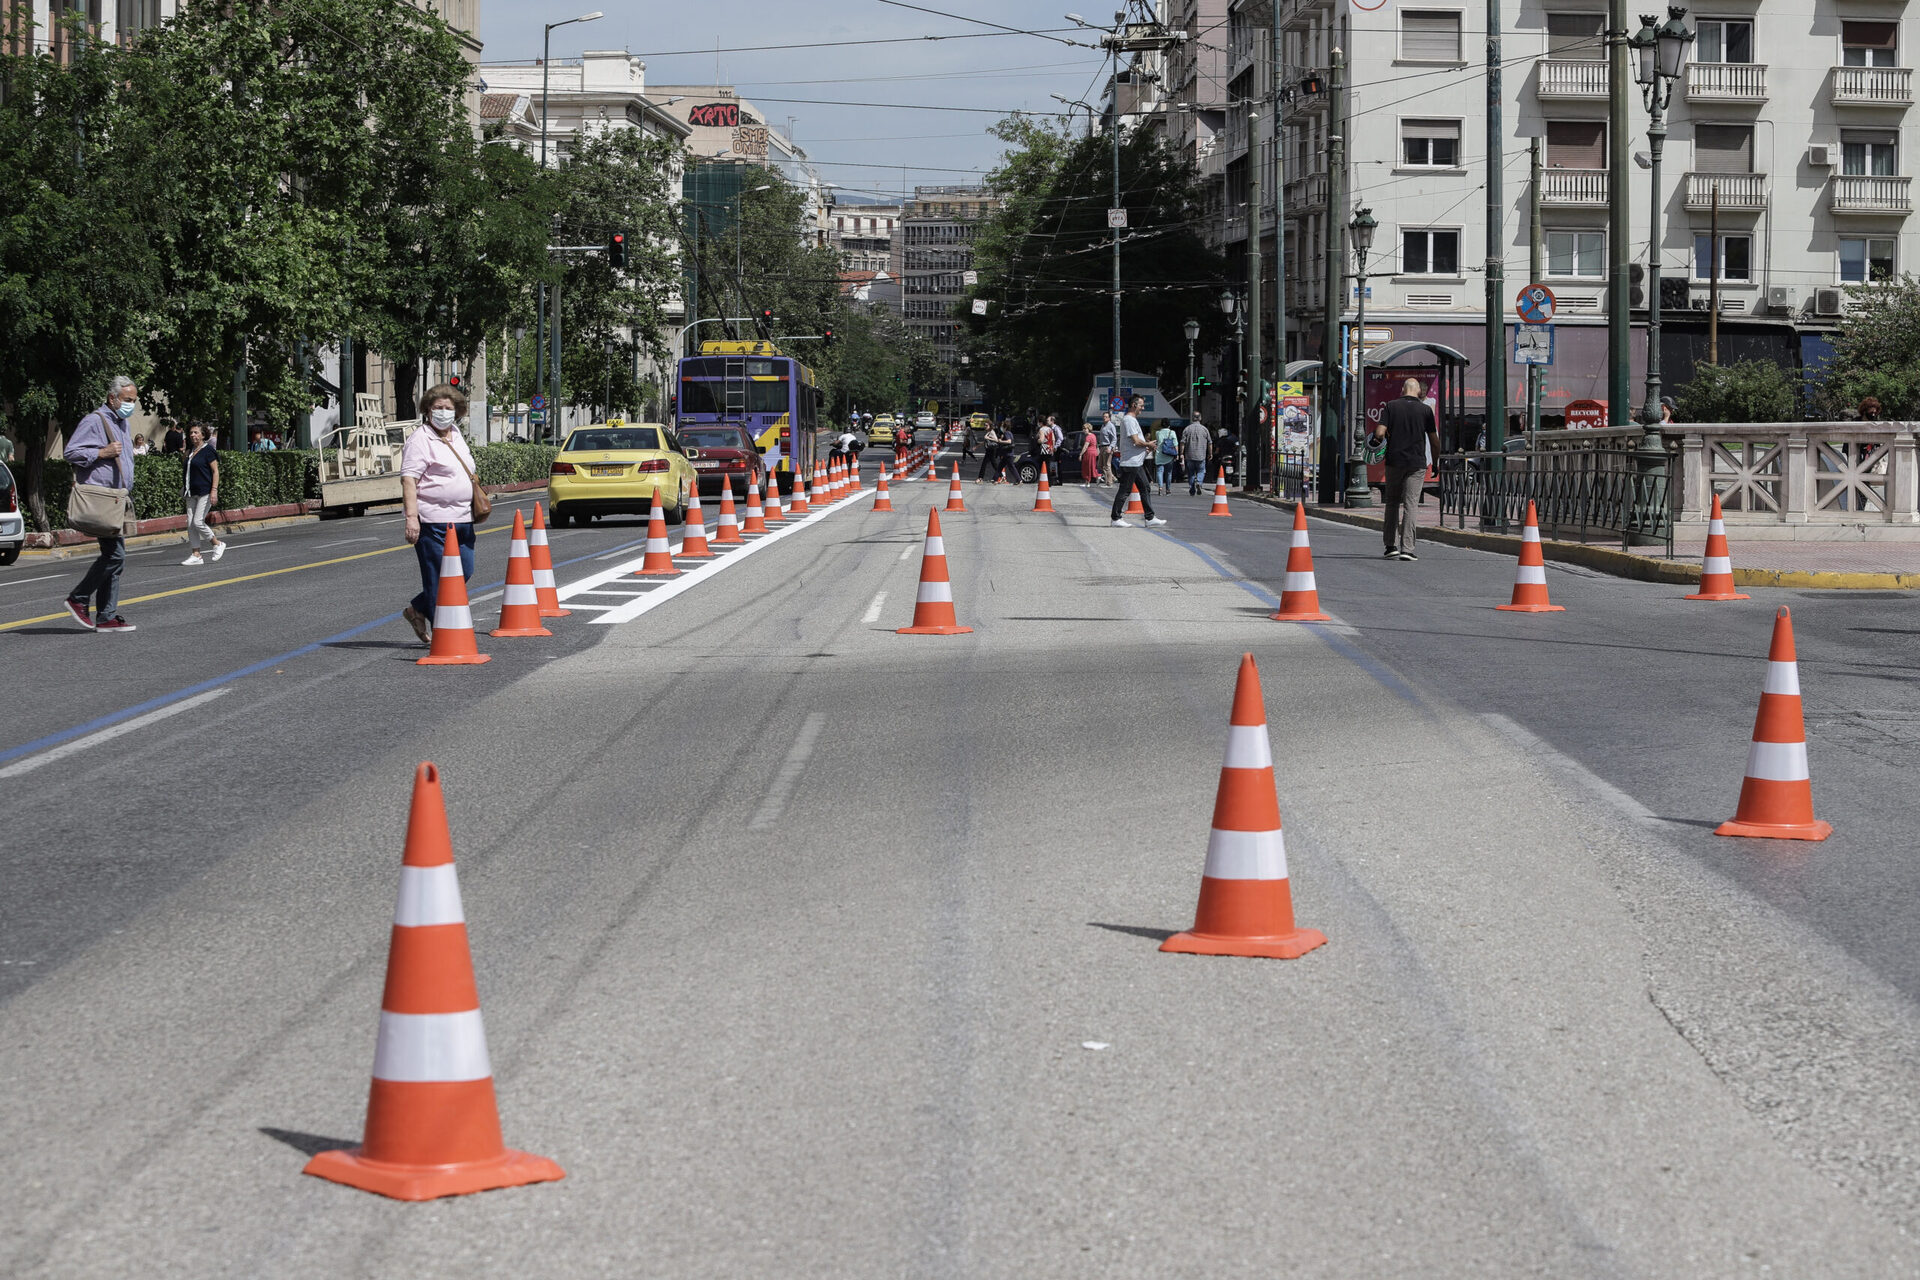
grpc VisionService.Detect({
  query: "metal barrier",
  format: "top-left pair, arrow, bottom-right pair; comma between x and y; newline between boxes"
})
1274,447 -> 1318,503
1435,445 -> 1677,554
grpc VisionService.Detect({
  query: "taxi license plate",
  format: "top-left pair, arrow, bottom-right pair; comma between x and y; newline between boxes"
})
588,465 -> 625,477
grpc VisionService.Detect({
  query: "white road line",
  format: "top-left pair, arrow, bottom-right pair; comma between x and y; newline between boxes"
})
0,688 -> 231,779
1479,713 -> 1660,825
575,587 -> 652,596
898,544 -> 914,561
0,573 -> 66,589
470,590 -> 503,604
748,712 -> 825,831
220,539 -> 280,550
562,602 -> 617,611
862,590 -> 888,624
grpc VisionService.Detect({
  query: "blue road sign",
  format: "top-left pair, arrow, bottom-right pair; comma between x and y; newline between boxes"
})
1515,284 -> 1556,324
1514,324 -> 1555,366
529,393 -> 547,411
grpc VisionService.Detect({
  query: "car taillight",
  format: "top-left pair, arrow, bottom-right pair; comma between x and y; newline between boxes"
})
728,459 -> 746,469
637,459 -> 669,473
550,461 -> 577,475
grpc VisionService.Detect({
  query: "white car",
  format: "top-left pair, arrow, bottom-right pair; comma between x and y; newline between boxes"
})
0,460 -> 23,566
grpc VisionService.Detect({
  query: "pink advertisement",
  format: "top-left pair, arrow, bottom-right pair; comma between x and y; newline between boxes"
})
1364,367 -> 1442,484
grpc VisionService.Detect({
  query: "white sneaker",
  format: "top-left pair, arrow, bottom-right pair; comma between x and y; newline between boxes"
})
1111,518 -> 1133,528
1145,517 -> 1168,526
210,542 -> 226,561
180,552 -> 204,566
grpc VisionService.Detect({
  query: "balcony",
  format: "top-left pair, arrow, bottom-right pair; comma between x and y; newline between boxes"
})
1832,65 -> 1914,107
1685,62 -> 1768,103
1685,172 -> 1767,210
1830,173 -> 1914,214
1536,59 -> 1608,98
1540,168 -> 1608,205
1285,173 -> 1328,212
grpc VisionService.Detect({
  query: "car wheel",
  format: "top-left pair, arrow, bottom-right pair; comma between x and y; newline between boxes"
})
664,482 -> 687,526
1017,462 -> 1037,484
0,546 -> 17,567
575,511 -> 594,526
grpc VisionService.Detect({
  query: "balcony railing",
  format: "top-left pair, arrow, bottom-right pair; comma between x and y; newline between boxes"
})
1540,168 -> 1608,205
1685,172 -> 1767,210
1830,173 -> 1914,214
1832,65 -> 1915,106
1685,62 -> 1768,102
1285,173 -> 1328,211
1536,59 -> 1608,97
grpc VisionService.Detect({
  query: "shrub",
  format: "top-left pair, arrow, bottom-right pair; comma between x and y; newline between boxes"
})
472,442 -> 558,485
35,450 -> 317,530
1673,360 -> 1801,425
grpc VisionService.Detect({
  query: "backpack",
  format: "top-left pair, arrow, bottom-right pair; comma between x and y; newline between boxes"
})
1158,431 -> 1179,459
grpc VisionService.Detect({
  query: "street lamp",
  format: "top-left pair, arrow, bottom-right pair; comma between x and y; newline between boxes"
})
1220,289 -> 1245,439
534,10 -> 602,441
1183,317 -> 1200,424
1344,206 -> 1376,507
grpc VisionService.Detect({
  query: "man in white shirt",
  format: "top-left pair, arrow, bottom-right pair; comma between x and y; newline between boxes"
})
1110,396 -> 1167,527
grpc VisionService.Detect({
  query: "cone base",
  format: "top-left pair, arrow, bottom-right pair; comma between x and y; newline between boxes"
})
944,503 -> 967,513
1714,817 -> 1832,842
897,624 -> 973,635
1209,511 -> 1232,518
1685,591 -> 1750,601
637,562 -> 680,576
714,533 -> 744,544
1160,927 -> 1327,959
416,653 -> 491,666
1496,603 -> 1565,613
537,607 -> 572,618
1270,608 -> 1331,623
490,625 -> 553,638
303,1145 -> 564,1201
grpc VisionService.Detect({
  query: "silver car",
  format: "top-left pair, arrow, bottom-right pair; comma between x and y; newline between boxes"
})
0,461 -> 23,566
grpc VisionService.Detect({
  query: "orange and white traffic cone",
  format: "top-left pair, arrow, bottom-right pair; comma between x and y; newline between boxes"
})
897,508 -> 972,635
680,486 -> 713,558
1716,607 -> 1831,841
1497,501 -> 1564,612
1209,469 -> 1232,517
1032,465 -> 1054,512
1162,654 -> 1326,960
489,510 -> 552,638
1686,492 -> 1750,601
528,502 -> 569,618
417,527 -> 489,666
303,763 -> 566,1200
713,477 -> 744,543
789,471 -> 811,515
637,489 -> 680,576
926,450 -> 944,480
762,473 -> 787,524
1269,502 -> 1331,623
873,468 -> 894,512
744,477 -> 771,533
1124,481 -> 1146,516
944,464 -> 967,512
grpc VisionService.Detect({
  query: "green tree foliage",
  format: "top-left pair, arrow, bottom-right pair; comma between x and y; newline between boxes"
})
816,304 -> 944,420
965,117 -> 1227,421
1816,276 -> 1920,417
1674,359 -> 1802,424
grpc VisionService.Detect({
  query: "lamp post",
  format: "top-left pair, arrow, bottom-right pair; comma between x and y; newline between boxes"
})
1183,318 -> 1200,422
534,10 -> 602,442
1344,207 -> 1377,507
1221,289 -> 1246,439
1628,6 -> 1691,540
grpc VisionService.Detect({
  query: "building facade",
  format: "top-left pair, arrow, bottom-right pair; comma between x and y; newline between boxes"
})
901,185 -> 1000,364
831,202 -> 902,277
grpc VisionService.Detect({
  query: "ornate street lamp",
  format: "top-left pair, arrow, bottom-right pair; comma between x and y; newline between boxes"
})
1183,317 -> 1200,423
1345,206 -> 1377,507
1220,289 -> 1246,438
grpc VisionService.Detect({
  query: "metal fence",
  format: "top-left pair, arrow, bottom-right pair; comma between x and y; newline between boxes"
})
1274,446 -> 1318,503
1435,444 -> 1678,554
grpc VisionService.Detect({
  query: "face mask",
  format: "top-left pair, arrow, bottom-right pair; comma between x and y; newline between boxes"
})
115,400 -> 136,420
430,408 -> 455,429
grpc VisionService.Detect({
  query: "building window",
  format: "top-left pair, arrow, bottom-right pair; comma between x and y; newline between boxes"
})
1693,123 -> 1754,174
1546,119 -> 1607,169
1842,130 -> 1897,177
1401,228 -> 1460,275
1546,12 -> 1605,59
1400,11 -> 1462,62
1401,119 -> 1460,166
1840,237 -> 1896,283
1693,234 -> 1752,282
1842,21 -> 1897,68
1694,19 -> 1754,65
1547,230 -> 1605,277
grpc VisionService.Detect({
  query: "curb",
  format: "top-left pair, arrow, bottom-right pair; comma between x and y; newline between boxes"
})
1242,493 -> 1920,592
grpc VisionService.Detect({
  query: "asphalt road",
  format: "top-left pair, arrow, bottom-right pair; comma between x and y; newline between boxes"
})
3,460 -> 1919,1278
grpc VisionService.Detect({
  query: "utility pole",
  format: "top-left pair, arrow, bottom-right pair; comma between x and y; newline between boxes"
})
1110,31 -> 1123,426
1484,0 -> 1506,452
1247,106 -> 1263,484
549,279 -> 563,438
1318,48 -> 1346,504
1271,8 -> 1287,492
340,335 -> 356,435
1707,182 -> 1720,365
1607,0 -> 1630,424
1528,136 -> 1542,449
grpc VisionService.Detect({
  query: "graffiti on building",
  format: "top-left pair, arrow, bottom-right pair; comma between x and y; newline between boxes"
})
731,125 -> 768,158
688,102 -> 739,128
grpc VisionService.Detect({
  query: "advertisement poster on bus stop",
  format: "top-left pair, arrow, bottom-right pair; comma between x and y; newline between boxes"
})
1276,381 -> 1313,450
1365,368 -> 1442,483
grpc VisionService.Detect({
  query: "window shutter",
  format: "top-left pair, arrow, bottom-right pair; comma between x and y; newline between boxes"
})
1402,12 -> 1461,61
1693,125 -> 1753,174
1546,13 -> 1605,58
1843,20 -> 1898,50
1546,120 -> 1606,169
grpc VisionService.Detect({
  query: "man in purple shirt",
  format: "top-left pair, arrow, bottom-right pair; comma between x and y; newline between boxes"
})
63,376 -> 140,632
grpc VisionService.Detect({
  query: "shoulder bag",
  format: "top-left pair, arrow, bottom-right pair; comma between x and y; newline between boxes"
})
68,412 -> 134,537
434,430 -> 491,524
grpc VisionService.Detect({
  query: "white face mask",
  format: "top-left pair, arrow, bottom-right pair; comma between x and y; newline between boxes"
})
430,408 -> 456,429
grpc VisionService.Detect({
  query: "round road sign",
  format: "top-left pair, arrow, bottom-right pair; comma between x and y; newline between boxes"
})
1516,285 -> 1556,324
529,393 -> 547,411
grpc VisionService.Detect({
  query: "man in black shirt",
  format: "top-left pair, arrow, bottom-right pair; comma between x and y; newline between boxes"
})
1374,378 -> 1440,561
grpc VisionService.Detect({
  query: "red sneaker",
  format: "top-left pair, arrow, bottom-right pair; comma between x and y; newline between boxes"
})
64,598 -> 95,630
95,616 -> 137,633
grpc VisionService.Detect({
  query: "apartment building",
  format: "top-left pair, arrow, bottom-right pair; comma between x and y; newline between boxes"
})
831,202 -> 902,276
1230,0 -> 1920,418
901,185 -> 1000,364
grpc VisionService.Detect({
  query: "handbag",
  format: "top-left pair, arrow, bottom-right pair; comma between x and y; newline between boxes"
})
68,482 -> 130,537
433,429 -> 491,524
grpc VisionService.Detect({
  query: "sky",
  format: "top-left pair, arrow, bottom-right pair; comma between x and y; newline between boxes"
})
479,1 -> 1122,201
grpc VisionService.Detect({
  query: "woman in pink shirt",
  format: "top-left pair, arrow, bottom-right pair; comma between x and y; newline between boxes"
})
399,383 -> 480,646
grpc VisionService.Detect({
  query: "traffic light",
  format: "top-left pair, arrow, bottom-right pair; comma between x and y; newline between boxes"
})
448,373 -> 462,389
608,230 -> 628,269
823,327 -> 834,345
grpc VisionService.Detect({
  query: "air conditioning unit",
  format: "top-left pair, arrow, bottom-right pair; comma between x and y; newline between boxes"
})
1808,142 -> 1836,168
1815,287 -> 1845,316
1689,296 -> 1710,311
1660,277 -> 1692,311
1767,285 -> 1794,313
1628,262 -> 1647,307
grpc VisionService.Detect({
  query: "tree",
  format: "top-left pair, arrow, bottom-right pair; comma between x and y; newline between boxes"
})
1674,359 -> 1801,424
964,116 -> 1227,421
1815,275 -> 1920,417
816,304 -> 944,421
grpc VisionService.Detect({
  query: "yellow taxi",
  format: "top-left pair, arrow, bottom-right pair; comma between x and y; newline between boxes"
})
547,421 -> 701,527
968,412 -> 992,431
868,415 -> 896,446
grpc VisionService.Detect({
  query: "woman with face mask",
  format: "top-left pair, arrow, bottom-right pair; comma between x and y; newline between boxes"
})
397,383 -> 480,647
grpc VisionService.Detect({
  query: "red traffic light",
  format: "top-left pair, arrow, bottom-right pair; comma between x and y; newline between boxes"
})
448,374 -> 461,387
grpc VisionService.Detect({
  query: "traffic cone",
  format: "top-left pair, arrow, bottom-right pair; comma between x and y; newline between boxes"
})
897,508 -> 972,635
1716,607 -> 1831,841
528,503 -> 569,618
489,510 -> 552,638
1032,466 -> 1055,512
1496,501 -> 1564,612
762,472 -> 786,524
417,527 -> 489,666
873,468 -> 894,511
1686,492 -> 1750,601
1162,654 -> 1326,960
926,451 -> 944,480
1124,481 -> 1146,516
743,477 -> 770,533
302,763 -> 566,1200
713,477 -> 743,543
1269,502 -> 1331,623
944,464 -> 967,512
637,489 -> 680,576
1209,469 -> 1232,517
789,471 -> 811,515
680,486 -> 713,558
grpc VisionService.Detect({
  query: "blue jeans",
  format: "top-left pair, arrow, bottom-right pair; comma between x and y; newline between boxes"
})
1156,459 -> 1174,489
72,535 -> 125,619
411,522 -> 475,617
1187,460 -> 1207,493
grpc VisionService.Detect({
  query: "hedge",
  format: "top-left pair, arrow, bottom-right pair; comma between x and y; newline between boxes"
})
472,442 -> 559,486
